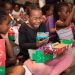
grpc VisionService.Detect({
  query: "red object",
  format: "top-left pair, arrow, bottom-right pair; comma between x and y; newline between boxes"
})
0,39 -> 6,66
57,48 -> 63,54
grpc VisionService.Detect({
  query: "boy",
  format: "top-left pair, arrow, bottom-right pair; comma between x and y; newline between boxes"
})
19,7 -> 49,61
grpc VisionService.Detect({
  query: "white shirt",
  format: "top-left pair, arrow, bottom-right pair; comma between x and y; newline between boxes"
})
12,7 -> 25,16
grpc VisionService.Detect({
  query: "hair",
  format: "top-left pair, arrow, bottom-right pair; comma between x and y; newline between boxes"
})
2,1 -> 12,9
27,6 -> 42,16
0,7 -> 8,24
53,2 -> 68,21
42,4 -> 54,15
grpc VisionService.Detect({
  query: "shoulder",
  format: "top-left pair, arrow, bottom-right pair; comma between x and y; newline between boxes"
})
19,23 -> 27,32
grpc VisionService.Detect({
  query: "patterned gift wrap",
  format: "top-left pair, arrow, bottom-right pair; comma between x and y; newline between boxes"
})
36,32 -> 49,42
56,27 -> 74,40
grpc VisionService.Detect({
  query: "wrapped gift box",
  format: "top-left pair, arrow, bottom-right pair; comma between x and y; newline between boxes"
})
32,43 -> 68,63
38,43 -> 53,55
32,50 -> 53,63
53,44 -> 68,58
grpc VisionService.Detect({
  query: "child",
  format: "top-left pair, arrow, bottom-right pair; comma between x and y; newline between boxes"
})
0,7 -> 25,75
42,4 -> 54,17
55,2 -> 75,40
41,4 -> 54,23
3,2 -> 13,14
19,7 -> 49,61
12,4 -> 25,17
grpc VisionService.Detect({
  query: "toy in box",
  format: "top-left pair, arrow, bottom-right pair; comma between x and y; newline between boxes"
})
32,43 -> 68,63
0,39 -> 6,75
36,32 -> 49,42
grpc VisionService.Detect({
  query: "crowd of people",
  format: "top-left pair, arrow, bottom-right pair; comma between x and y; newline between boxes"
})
0,1 -> 75,75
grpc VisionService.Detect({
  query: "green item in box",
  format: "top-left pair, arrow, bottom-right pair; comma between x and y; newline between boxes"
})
61,40 -> 73,44
0,66 -> 5,75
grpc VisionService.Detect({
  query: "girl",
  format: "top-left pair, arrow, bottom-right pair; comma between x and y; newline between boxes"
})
55,2 -> 75,40
42,4 -> 58,42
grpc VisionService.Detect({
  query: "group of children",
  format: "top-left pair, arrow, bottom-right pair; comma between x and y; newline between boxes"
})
0,1 -> 75,75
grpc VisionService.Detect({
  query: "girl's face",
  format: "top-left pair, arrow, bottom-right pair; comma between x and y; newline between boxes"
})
59,6 -> 69,20
0,16 -> 10,34
47,5 -> 54,16
14,5 -> 20,11
5,3 -> 12,14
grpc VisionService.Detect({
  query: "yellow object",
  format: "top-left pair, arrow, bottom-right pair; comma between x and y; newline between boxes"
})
53,44 -> 68,48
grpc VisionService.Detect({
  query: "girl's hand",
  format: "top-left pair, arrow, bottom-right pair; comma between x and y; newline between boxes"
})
56,20 -> 63,26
